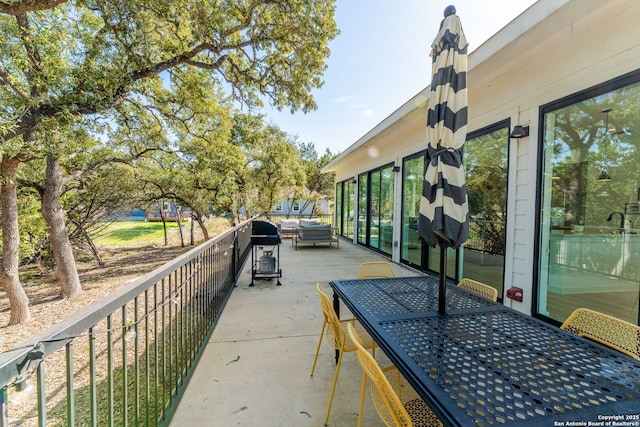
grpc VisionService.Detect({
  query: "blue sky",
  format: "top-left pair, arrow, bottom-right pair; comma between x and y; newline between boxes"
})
261,0 -> 538,154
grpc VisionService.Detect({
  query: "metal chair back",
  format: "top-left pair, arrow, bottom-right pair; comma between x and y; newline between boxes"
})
457,278 -> 498,302
561,308 -> 640,360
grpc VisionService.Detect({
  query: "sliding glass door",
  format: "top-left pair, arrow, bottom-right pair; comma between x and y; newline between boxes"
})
357,164 -> 394,255
463,122 -> 509,299
537,71 -> 640,325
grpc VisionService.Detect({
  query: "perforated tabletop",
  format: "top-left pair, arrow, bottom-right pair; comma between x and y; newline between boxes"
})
330,277 -> 640,426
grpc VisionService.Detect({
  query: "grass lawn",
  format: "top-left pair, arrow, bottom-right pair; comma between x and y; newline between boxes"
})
93,218 -> 232,246
93,221 -> 183,245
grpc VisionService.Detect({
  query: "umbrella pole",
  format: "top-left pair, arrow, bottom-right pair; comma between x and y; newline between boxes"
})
439,246 -> 446,314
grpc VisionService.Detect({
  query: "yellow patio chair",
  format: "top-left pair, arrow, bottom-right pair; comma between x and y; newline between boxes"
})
347,323 -> 443,427
560,308 -> 640,360
311,283 -> 377,425
358,262 -> 396,279
457,278 -> 498,302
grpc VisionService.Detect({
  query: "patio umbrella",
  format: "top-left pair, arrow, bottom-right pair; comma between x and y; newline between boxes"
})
418,5 -> 469,313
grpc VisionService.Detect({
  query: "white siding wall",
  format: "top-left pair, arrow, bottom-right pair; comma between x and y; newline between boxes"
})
326,0 -> 640,314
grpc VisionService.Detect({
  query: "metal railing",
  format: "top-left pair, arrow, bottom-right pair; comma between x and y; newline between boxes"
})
466,219 -> 506,255
550,228 -> 640,282
0,219 -> 253,427
265,213 -> 333,224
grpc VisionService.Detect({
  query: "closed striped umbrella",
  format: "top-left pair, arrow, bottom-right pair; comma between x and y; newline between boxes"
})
418,5 -> 469,313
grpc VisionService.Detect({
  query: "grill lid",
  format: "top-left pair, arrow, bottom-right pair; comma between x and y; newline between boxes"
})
251,219 -> 281,245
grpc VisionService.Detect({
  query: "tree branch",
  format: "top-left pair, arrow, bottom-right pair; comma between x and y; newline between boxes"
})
0,61 -> 30,99
0,0 -> 68,15
15,13 -> 44,101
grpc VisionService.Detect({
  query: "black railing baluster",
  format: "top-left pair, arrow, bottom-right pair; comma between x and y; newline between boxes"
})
66,341 -> 75,426
167,274 -> 173,406
121,306 -> 128,427
144,290 -> 150,427
160,278 -> 166,421
0,219 -> 254,427
36,361 -> 45,427
89,326 -> 97,427
153,282 -> 159,424
106,315 -> 113,427
133,297 -> 140,424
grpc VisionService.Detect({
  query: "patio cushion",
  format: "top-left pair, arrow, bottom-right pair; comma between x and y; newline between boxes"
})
298,223 -> 332,240
279,219 -> 299,234
299,219 -> 321,227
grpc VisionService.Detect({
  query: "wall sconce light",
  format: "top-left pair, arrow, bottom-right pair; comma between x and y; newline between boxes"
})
393,166 -> 400,173
509,125 -> 529,139
597,170 -> 611,182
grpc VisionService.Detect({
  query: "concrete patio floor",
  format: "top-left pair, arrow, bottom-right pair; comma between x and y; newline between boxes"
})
169,237 -> 421,427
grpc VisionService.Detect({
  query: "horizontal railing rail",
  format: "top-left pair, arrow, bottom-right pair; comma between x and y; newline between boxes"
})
550,230 -> 640,281
0,218 -> 253,427
265,213 -> 333,224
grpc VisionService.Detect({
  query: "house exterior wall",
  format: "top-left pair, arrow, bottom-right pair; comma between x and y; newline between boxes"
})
324,0 -> 640,316
271,199 -> 330,216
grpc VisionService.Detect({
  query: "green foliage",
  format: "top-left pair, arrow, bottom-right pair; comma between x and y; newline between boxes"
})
0,0 -> 338,272
465,128 -> 508,255
1,0 -> 338,144
227,113 -> 306,216
296,142 -> 335,214
15,187 -> 46,261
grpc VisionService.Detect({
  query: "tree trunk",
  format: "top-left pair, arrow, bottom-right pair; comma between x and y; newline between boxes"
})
160,207 -> 168,245
190,216 -> 195,245
196,216 -> 210,241
41,155 -> 82,298
83,229 -> 104,266
176,208 -> 185,247
0,155 -> 31,325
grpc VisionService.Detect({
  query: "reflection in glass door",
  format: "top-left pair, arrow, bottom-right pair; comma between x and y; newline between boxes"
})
335,179 -> 356,239
370,170 -> 381,248
358,173 -> 368,245
378,167 -> 394,255
401,154 -> 424,266
400,154 -> 458,279
357,164 -> 394,255
538,72 -> 640,325
344,180 -> 355,239
335,183 -> 342,234
464,123 -> 509,298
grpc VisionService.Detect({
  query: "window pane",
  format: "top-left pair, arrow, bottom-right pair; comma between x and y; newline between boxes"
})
379,166 -> 394,255
344,180 -> 355,239
358,173 -> 368,245
401,155 -> 424,265
335,183 -> 343,234
370,170 -> 381,249
464,126 -> 508,297
538,80 -> 640,324
336,180 -> 356,239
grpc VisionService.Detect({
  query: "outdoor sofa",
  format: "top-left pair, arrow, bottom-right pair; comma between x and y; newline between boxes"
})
292,219 -> 339,249
278,219 -> 300,238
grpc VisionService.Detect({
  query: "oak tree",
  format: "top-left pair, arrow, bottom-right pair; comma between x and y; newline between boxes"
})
0,0 -> 338,324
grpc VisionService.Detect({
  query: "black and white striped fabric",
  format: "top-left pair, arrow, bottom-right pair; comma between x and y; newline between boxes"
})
418,12 -> 469,249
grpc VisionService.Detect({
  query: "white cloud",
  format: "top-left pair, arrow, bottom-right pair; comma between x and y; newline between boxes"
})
332,95 -> 354,104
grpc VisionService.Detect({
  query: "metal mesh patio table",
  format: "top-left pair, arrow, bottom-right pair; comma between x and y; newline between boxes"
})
330,276 -> 640,426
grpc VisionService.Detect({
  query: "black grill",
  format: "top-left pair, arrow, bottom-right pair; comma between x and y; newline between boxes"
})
251,219 -> 282,245
250,219 -> 282,286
